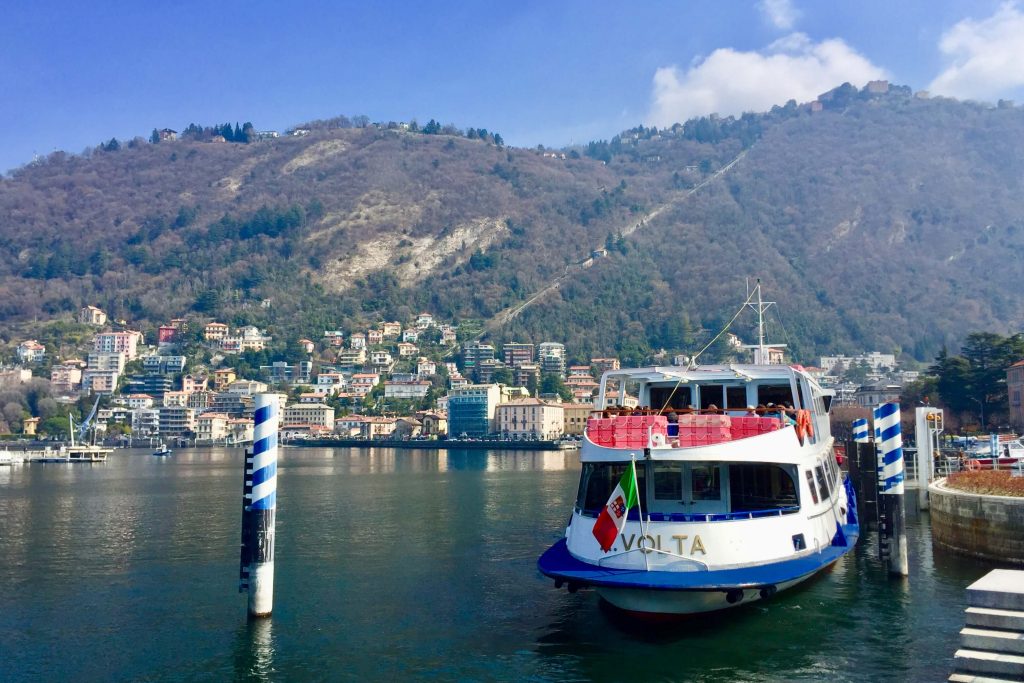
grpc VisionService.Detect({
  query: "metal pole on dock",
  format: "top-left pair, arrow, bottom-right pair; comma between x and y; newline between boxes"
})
913,408 -> 943,510
874,402 -> 908,577
239,394 -> 279,617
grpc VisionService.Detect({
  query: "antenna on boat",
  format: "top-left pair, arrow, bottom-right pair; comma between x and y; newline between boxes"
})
742,279 -> 786,364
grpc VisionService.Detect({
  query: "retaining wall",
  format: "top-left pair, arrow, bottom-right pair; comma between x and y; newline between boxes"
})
929,478 -> 1024,564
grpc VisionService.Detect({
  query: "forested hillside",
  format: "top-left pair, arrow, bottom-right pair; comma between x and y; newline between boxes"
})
2,84 -> 1023,364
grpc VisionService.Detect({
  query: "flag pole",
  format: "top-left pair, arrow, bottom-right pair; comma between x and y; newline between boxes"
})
632,455 -> 649,571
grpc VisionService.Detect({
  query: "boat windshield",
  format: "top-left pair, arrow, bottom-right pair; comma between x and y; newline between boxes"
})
575,462 -> 648,518
576,461 -> 799,518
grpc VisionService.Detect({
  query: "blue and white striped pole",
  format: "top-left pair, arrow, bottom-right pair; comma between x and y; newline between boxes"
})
852,418 -> 869,443
240,394 -> 279,617
874,403 -> 904,494
873,402 -> 908,576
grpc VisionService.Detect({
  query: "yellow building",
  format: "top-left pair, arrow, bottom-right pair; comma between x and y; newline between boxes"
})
495,398 -> 564,440
562,403 -> 594,436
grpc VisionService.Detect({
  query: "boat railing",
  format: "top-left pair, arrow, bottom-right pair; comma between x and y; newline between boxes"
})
585,413 -> 785,449
645,506 -> 800,523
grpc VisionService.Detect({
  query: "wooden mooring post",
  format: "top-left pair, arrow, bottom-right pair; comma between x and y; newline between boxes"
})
846,438 -> 879,532
846,403 -> 909,577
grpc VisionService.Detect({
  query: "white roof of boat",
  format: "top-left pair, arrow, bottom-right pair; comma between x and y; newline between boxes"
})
601,364 -> 804,383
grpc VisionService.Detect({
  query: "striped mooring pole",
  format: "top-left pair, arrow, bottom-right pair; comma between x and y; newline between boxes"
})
239,394 -> 279,617
874,402 -> 908,577
852,418 -> 869,443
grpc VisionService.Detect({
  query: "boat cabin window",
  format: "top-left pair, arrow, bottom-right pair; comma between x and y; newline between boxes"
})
653,462 -> 683,500
804,470 -> 819,504
728,464 -> 799,512
698,385 -> 723,411
796,380 -> 806,410
575,462 -> 648,518
648,462 -> 797,515
814,464 -> 831,501
649,461 -> 727,514
826,451 -> 840,488
649,386 -> 692,411
822,395 -> 833,413
726,386 -> 748,411
692,464 -> 721,501
756,384 -> 794,408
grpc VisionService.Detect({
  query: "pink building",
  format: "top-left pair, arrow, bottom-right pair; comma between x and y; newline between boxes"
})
93,331 -> 143,360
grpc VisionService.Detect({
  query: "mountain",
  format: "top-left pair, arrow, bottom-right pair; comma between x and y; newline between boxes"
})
2,84 -> 1024,365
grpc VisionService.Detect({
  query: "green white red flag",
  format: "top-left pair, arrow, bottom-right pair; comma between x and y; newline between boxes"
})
592,462 -> 638,552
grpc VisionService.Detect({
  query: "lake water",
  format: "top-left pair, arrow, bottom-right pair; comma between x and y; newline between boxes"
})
0,447 -> 1012,682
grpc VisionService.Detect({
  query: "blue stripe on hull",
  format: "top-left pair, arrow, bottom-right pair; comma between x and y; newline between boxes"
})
538,524 -> 859,592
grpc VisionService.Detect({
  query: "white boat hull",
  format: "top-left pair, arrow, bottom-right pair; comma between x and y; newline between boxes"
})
595,568 -> 822,615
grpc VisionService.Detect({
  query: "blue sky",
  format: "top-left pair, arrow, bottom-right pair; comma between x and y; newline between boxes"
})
2,0 -> 1023,173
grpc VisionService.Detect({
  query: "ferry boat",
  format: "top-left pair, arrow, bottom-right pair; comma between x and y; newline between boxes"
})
538,285 -> 859,615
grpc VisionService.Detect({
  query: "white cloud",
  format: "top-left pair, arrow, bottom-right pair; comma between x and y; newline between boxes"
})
758,0 -> 800,30
928,2 -> 1024,101
648,33 -> 888,127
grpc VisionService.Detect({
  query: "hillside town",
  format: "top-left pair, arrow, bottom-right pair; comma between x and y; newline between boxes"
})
0,304 -> 984,446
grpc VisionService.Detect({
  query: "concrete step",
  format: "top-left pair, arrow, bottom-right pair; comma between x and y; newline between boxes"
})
950,674 -> 1024,682
968,571 -> 1024,611
962,627 -> 1024,655
967,607 -> 1024,632
954,649 -> 1024,679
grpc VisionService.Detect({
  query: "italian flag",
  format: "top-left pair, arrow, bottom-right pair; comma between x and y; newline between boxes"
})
591,462 -> 638,552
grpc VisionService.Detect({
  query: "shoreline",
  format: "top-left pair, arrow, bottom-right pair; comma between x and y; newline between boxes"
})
287,438 -> 577,451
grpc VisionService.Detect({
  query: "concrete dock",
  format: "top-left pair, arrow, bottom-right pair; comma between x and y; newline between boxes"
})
951,569 -> 1024,681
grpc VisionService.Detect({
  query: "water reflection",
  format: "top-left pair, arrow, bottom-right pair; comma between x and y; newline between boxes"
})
273,446 -> 576,475
232,618 -> 275,681
1,448 -> 1009,682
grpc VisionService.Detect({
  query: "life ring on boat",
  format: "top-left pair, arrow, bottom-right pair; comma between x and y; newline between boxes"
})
795,410 -> 813,444
802,410 -> 814,439
651,433 -> 667,447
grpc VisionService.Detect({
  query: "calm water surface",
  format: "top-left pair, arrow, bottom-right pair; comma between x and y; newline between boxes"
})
0,447 -> 1012,682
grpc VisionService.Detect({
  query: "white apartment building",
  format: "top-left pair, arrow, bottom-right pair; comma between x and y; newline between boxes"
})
384,380 -> 431,400
350,373 -> 380,396
196,412 -> 230,442
88,352 -> 127,372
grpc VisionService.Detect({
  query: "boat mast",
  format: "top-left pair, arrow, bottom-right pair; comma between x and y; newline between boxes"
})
743,279 -> 785,365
